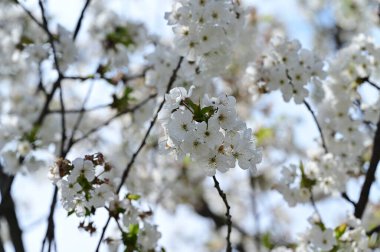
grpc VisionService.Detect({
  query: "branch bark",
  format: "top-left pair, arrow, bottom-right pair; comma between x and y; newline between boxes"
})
0,169 -> 25,252
212,176 -> 232,252
354,114 -> 380,219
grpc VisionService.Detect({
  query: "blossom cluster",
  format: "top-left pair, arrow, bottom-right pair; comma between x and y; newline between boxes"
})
107,195 -> 161,251
165,0 -> 243,74
317,35 -> 380,172
49,153 -> 115,216
159,87 -> 261,176
256,37 -> 326,103
49,153 -> 162,251
300,215 -> 372,251
276,154 -> 347,207
0,140 -> 45,175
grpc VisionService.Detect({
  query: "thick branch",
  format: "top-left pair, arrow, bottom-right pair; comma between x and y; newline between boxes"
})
354,114 -> 380,219
212,176 -> 232,252
0,170 -> 25,252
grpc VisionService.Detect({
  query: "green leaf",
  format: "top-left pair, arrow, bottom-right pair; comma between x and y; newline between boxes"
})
105,26 -> 135,51
334,223 -> 347,239
261,233 -> 274,249
67,209 -> 75,217
183,98 -> 198,112
126,193 -> 141,201
16,35 -> 34,50
122,224 -> 140,252
111,87 -> 135,112
24,125 -> 40,143
77,174 -> 93,193
299,161 -> 316,189
255,127 -> 274,145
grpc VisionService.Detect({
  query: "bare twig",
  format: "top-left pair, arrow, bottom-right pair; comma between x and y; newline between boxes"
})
95,216 -> 111,252
309,191 -> 323,223
59,86 -> 67,156
212,176 -> 232,252
72,93 -> 157,146
47,103 -> 110,114
63,82 -> 95,156
303,100 -> 329,154
73,0 -> 92,40
363,77 -> 380,91
13,0 -> 44,29
41,187 -> 58,252
95,56 -> 183,251
38,0 -> 62,76
341,192 -> 356,207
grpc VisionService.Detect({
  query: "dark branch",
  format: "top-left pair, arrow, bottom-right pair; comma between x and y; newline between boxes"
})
367,224 -> 380,236
341,192 -> 356,207
0,169 -> 25,252
95,216 -> 111,252
41,187 -> 58,252
72,93 -> 157,145
59,87 -> 67,157
38,0 -> 62,76
95,56 -> 183,251
47,103 -> 110,114
354,113 -> 380,219
362,77 -> 380,91
303,100 -> 329,154
73,0 -> 92,40
212,176 -> 232,252
13,0 -> 44,29
63,82 -> 95,157
116,57 -> 183,193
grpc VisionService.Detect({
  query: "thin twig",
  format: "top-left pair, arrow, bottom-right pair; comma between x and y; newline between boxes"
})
63,82 -> 95,156
72,93 -> 157,145
212,176 -> 232,252
59,86 -> 67,156
41,187 -> 58,252
95,216 -> 111,252
363,77 -> 380,91
13,0 -> 44,29
309,190 -> 323,223
341,192 -> 356,207
95,56 -> 183,252
73,0 -> 92,40
38,0 -> 62,76
47,103 -> 110,114
303,100 -> 329,154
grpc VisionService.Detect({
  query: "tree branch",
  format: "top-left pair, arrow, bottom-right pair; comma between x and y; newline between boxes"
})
41,187 -> 58,252
212,175 -> 232,252
341,192 -> 356,207
73,0 -> 92,40
13,0 -> 44,29
354,113 -> 380,219
0,169 -> 25,252
95,56 -> 183,251
303,100 -> 328,154
59,87 -> 67,157
71,93 -> 157,146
